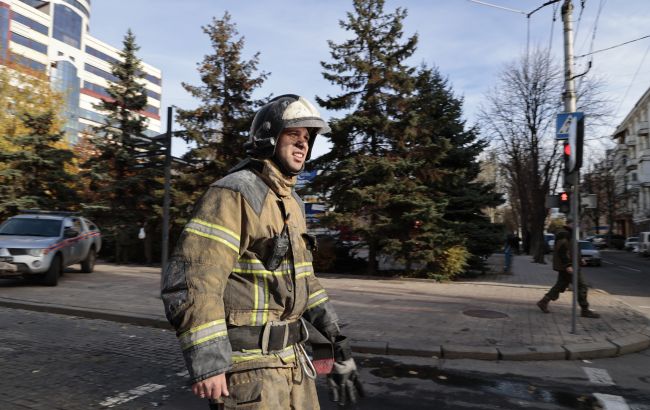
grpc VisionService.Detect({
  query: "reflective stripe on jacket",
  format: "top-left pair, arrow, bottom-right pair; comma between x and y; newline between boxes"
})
161,159 -> 340,383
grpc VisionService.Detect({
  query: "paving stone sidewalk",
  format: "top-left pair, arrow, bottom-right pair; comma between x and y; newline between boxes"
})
0,254 -> 648,361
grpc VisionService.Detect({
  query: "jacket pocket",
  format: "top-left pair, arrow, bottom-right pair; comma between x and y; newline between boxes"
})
223,370 -> 263,408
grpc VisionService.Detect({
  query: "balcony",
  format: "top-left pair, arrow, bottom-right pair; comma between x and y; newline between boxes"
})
626,157 -> 638,171
638,121 -> 649,136
628,181 -> 640,192
627,136 -> 638,146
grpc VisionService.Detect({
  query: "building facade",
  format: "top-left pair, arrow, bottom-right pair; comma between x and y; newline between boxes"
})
611,86 -> 650,235
0,0 -> 161,143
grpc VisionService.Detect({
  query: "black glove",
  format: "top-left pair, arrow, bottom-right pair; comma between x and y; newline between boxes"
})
327,336 -> 364,406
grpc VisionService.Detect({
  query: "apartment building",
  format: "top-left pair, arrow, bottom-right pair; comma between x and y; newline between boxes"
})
0,0 -> 162,143
611,86 -> 650,235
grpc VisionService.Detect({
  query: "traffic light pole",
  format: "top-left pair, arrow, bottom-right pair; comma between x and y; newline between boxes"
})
562,0 -> 580,334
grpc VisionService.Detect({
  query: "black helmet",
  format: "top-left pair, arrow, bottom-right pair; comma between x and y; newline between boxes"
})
245,94 -> 330,160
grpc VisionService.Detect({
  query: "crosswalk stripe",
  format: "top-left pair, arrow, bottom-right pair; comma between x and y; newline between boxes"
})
583,367 -> 614,386
593,393 -> 630,410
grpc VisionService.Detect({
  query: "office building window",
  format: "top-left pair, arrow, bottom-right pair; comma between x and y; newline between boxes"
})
145,73 -> 161,86
61,0 -> 89,19
9,53 -> 46,71
146,89 -> 160,100
144,105 -> 159,116
53,4 -> 82,48
11,32 -> 47,54
11,12 -> 48,35
85,45 -> 118,65
83,80 -> 111,98
0,5 -> 9,59
84,63 -> 118,82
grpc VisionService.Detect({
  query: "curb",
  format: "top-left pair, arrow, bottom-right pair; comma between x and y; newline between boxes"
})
2,298 -> 649,361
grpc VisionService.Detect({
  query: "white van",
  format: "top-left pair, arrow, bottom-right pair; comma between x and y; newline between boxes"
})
638,232 -> 650,256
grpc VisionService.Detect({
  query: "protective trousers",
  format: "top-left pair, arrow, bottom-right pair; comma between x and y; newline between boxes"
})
208,365 -> 320,410
544,269 -> 589,309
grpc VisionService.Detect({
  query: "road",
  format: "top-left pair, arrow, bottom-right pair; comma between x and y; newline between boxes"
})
1,307 -> 650,410
583,249 -> 650,319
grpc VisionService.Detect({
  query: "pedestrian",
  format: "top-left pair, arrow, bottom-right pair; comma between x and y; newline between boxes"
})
161,94 -> 363,409
503,234 -> 513,273
536,221 -> 600,318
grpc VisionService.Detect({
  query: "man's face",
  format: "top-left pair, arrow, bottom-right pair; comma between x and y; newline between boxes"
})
275,127 -> 310,174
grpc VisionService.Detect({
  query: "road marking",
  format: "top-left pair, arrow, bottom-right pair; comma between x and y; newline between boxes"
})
583,367 -> 615,386
593,393 -> 630,410
618,265 -> 641,272
602,260 -> 615,265
638,306 -> 650,309
100,383 -> 165,407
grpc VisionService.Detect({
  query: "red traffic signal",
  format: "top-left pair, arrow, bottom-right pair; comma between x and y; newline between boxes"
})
558,191 -> 570,213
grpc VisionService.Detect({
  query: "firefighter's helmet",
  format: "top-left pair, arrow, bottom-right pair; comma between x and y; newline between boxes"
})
245,94 -> 330,160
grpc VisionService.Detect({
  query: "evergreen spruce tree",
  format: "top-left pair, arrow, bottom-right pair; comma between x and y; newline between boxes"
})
0,112 -> 78,217
410,67 -> 504,270
316,0 -> 437,274
175,12 -> 268,218
83,29 -> 161,259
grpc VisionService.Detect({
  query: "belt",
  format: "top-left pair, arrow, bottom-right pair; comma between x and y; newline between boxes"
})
228,319 -> 307,354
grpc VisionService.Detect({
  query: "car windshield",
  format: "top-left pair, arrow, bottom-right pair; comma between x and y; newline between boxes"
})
579,241 -> 595,250
628,237 -> 638,242
0,218 -> 62,237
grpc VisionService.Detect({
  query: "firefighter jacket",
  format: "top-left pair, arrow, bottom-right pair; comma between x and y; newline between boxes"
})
161,159 -> 341,384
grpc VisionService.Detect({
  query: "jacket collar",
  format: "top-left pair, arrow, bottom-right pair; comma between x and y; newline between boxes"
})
256,159 -> 297,197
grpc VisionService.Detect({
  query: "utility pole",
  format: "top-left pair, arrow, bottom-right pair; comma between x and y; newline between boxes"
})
161,106 -> 173,273
562,0 -> 580,333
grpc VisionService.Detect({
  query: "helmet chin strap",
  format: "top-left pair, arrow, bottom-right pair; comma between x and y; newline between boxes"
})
271,155 -> 303,177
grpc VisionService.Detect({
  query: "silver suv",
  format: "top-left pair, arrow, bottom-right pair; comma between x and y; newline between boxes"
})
0,211 -> 102,286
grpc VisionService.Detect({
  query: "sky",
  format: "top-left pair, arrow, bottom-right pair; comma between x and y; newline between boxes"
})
89,0 -> 650,161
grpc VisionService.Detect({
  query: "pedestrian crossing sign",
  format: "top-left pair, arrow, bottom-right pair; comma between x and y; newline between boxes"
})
556,112 -> 583,140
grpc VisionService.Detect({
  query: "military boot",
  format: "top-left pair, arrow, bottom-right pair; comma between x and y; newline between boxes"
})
581,308 -> 600,318
536,297 -> 550,313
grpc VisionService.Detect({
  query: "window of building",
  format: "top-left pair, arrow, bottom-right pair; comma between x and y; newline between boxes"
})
11,32 -> 47,54
0,6 -> 9,59
85,45 -> 118,65
11,12 -> 48,35
146,89 -> 161,100
145,73 -> 161,86
9,53 -> 46,71
61,0 -> 89,19
85,63 -> 118,82
53,4 -> 82,48
144,105 -> 159,116
632,173 -> 638,182
83,80 -> 111,98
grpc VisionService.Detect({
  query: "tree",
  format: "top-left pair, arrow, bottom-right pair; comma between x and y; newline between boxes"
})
175,11 -> 268,218
479,49 -> 609,263
412,67 -> 504,269
315,0 -> 425,274
0,66 -> 76,219
82,29 -> 162,260
0,112 -> 78,218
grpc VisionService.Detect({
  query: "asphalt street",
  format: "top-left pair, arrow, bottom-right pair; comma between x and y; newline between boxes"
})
584,249 -> 650,319
3,307 -> 650,410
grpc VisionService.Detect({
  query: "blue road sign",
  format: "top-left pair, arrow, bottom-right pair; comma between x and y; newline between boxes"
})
556,112 -> 584,140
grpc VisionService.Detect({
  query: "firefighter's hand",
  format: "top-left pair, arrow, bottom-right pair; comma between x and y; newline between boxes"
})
192,373 -> 229,400
327,358 -> 365,406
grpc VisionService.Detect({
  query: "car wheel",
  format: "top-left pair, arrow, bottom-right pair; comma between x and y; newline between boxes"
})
40,254 -> 61,286
80,248 -> 96,274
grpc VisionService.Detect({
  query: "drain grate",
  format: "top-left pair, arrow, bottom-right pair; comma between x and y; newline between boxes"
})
463,309 -> 509,319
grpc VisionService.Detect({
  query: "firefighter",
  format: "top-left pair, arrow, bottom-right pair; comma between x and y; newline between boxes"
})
161,94 -> 363,409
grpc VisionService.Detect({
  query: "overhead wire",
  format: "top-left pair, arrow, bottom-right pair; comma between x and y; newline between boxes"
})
613,42 -> 650,122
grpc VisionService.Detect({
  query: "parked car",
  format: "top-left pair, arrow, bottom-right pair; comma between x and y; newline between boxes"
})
591,234 -> 607,249
639,232 -> 650,256
579,240 -> 601,266
624,236 -> 639,251
0,210 -> 101,286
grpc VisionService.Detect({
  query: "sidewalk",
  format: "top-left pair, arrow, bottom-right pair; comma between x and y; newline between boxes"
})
0,255 -> 649,361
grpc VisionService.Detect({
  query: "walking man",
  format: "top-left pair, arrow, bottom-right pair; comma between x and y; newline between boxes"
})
161,95 -> 362,409
536,222 -> 600,318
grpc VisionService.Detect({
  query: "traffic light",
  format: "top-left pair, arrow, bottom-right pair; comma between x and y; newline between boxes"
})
565,114 -> 584,174
559,191 -> 570,214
